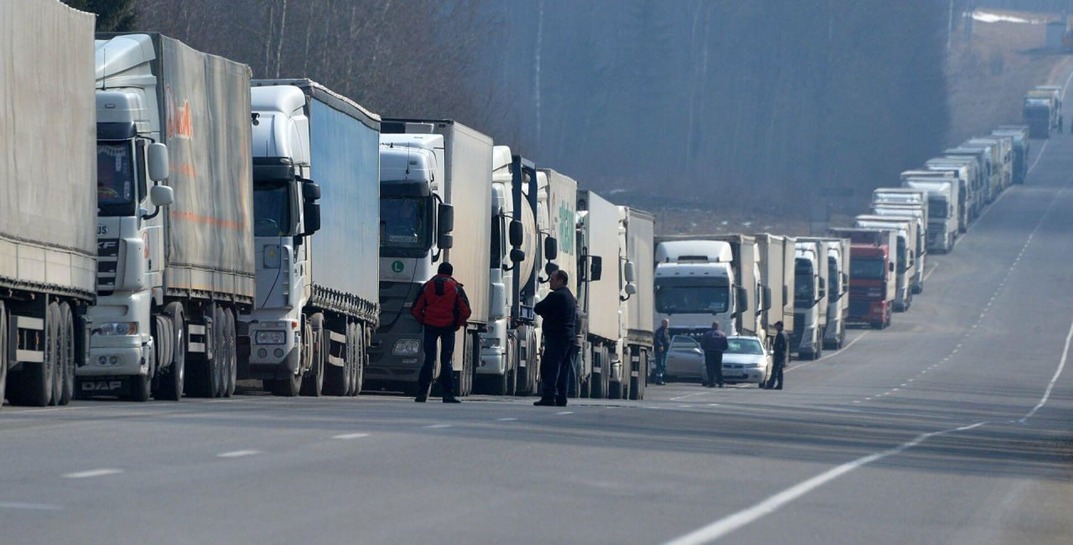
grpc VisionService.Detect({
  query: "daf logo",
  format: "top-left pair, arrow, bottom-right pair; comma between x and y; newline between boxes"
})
81,380 -> 123,392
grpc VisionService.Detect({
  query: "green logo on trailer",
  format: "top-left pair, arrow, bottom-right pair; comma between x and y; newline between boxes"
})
392,260 -> 404,273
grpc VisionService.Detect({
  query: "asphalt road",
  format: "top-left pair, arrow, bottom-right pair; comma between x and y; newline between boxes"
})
4,121 -> 1073,545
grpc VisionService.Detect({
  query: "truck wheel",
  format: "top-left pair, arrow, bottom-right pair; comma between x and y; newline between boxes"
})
58,303 -> 75,405
629,349 -> 647,401
223,309 -> 236,397
349,324 -> 364,397
157,304 -> 185,401
17,303 -> 59,406
211,307 -> 226,398
300,314 -> 325,396
590,347 -> 606,399
323,322 -> 347,397
0,302 -> 7,407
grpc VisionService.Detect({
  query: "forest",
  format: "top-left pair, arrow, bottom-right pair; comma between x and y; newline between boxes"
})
68,0 -> 960,224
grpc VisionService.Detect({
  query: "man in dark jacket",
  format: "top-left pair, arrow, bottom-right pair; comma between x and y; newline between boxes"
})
765,321 -> 789,390
533,269 -> 577,406
653,319 -> 670,385
701,321 -> 728,388
410,262 -> 471,403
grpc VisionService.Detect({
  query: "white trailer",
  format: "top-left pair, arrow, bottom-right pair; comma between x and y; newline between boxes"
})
240,80 -> 381,397
368,119 -> 494,397
1,0 -> 96,407
622,207 -> 655,400
535,169 -> 579,397
855,215 -> 913,311
754,234 -> 796,342
898,179 -> 958,253
82,33 -> 254,401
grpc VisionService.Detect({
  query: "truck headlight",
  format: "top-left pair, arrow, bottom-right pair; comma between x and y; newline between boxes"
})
393,338 -> 421,356
255,330 -> 287,345
96,322 -> 138,336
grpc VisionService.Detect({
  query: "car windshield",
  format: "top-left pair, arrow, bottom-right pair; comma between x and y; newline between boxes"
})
669,335 -> 701,351
726,338 -> 763,355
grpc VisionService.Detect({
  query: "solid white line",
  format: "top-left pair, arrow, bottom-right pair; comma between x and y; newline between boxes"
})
922,261 -> 940,283
424,424 -> 452,429
217,450 -> 260,458
63,468 -> 123,479
556,411 -> 574,415
496,417 -> 518,421
659,421 -> 987,545
0,502 -> 64,511
332,433 -> 371,440
1020,316 -> 1073,424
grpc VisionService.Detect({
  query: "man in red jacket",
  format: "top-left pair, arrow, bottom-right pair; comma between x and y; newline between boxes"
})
410,262 -> 471,403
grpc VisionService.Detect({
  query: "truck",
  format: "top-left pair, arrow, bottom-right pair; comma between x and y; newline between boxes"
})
754,234 -> 796,345
477,148 -> 543,396
855,215 -> 913,311
923,157 -> 979,228
1023,88 -> 1059,138
992,125 -> 1030,185
798,238 -> 849,350
966,136 -> 1013,195
871,199 -> 927,295
368,119 -> 494,398
239,79 -> 381,397
827,227 -> 896,329
792,240 -> 828,360
621,207 -> 655,400
899,178 -> 958,253
1,0 -> 96,407
575,190 -> 633,399
81,33 -> 254,401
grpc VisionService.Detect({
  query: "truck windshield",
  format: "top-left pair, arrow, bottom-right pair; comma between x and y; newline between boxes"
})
654,279 -> 729,314
851,259 -> 886,280
253,181 -> 292,236
380,197 -> 430,256
794,261 -> 814,305
927,198 -> 947,219
97,142 -> 136,216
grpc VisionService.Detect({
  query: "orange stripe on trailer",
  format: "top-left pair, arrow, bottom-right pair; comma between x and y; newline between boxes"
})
170,211 -> 245,230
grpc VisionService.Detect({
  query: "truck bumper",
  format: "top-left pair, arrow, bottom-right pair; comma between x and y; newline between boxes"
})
367,331 -> 424,383
477,347 -> 507,376
245,346 -> 300,380
80,336 -> 150,377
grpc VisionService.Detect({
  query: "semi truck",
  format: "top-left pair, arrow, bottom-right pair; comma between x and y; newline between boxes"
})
871,200 -> 926,295
855,215 -> 913,311
240,79 -> 381,397
792,240 -> 828,360
798,238 -> 849,350
991,126 -> 1029,185
532,168 -> 578,397
1,0 -> 96,407
899,179 -> 958,253
654,238 -> 752,337
368,119 -> 494,397
754,234 -> 796,344
1023,88 -> 1059,138
575,190 -> 636,399
828,227 -> 896,329
966,136 -> 1012,195
923,157 -> 978,228
478,148 -> 541,396
622,207 -> 655,401
82,33 -> 254,401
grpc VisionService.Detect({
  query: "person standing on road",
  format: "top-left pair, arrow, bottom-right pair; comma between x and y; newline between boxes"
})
701,321 -> 728,388
653,319 -> 670,385
533,269 -> 577,406
765,321 -> 789,390
410,262 -> 471,403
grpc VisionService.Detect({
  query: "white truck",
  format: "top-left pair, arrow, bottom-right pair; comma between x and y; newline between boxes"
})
870,201 -> 926,295
899,178 -> 958,253
622,207 -> 655,401
966,136 -> 1013,195
654,239 -> 750,345
992,125 -> 1030,185
368,119 -> 493,397
923,157 -> 978,229
240,80 -> 381,397
477,148 -> 541,396
82,33 -> 254,401
792,241 -> 828,360
945,144 -> 996,205
855,215 -> 914,311
1,0 -> 96,407
799,238 -> 850,351
755,234 -> 796,343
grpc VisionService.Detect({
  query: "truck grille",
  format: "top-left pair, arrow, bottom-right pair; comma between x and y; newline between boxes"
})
97,239 -> 119,295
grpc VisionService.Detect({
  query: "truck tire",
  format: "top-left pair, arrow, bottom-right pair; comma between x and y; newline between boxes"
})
223,309 -> 236,397
349,324 -> 363,397
590,347 -> 608,399
0,302 -> 7,407
300,314 -> 325,396
323,321 -> 348,397
629,349 -> 647,401
14,303 -> 59,406
58,303 -> 75,405
157,304 -> 185,401
211,307 -> 226,398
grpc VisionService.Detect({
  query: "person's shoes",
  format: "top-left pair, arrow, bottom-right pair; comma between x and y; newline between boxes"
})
555,398 -> 568,407
442,397 -> 461,403
774,386 -> 782,390
533,399 -> 556,406
415,394 -> 427,402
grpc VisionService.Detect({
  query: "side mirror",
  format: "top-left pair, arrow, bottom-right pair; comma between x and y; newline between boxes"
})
510,248 -> 525,263
302,203 -> 321,236
590,255 -> 603,282
302,181 -> 321,201
818,278 -> 826,300
489,283 -> 506,320
735,286 -> 748,315
149,184 -> 174,207
544,236 -> 558,261
761,286 -> 772,312
544,261 -> 559,276
438,233 -> 454,250
889,262 -> 895,272
147,143 -> 169,182
622,282 -> 637,300
508,220 -> 523,248
623,261 -> 636,283
437,203 -> 454,235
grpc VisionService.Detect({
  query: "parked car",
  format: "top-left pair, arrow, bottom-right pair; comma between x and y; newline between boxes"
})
664,335 -> 705,382
721,336 -> 772,387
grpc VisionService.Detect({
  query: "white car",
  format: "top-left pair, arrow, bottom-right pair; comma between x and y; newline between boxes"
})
721,336 -> 772,387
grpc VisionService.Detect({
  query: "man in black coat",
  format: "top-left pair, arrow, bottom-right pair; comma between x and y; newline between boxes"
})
765,321 -> 789,390
701,321 -> 728,388
533,269 -> 577,406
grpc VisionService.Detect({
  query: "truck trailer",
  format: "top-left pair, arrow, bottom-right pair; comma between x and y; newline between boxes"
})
622,207 -> 655,400
754,234 -> 796,343
241,79 -> 381,397
369,119 -> 493,397
828,227 -> 896,329
82,33 -> 255,401
792,240 -> 828,360
2,0 -> 96,407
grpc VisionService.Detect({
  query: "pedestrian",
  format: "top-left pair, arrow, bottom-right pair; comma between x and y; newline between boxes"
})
653,318 -> 670,385
765,321 -> 789,390
700,321 -> 728,388
410,262 -> 471,403
533,269 -> 577,406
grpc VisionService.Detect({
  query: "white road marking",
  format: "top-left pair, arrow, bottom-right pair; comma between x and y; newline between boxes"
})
424,424 -> 452,429
332,433 -> 371,440
63,468 -> 123,479
556,411 -> 573,415
0,502 -> 64,511
496,417 -> 518,421
217,450 -> 260,458
1020,315 -> 1073,424
660,421 -> 987,545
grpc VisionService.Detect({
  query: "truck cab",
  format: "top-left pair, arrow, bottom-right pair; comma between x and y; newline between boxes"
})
792,241 -> 827,360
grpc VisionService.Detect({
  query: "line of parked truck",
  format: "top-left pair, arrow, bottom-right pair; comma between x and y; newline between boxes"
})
1,1 -> 655,407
